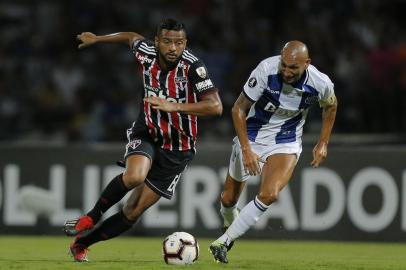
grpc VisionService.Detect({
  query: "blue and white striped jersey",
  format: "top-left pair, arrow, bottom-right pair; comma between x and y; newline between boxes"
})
243,56 -> 335,145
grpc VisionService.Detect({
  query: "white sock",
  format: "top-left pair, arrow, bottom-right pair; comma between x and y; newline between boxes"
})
220,202 -> 239,227
217,196 -> 269,245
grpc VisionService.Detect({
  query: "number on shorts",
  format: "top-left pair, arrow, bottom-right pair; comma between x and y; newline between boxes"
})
167,174 -> 181,192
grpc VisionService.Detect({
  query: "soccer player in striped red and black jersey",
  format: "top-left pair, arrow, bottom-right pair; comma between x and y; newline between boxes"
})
63,19 -> 223,262
133,37 -> 215,151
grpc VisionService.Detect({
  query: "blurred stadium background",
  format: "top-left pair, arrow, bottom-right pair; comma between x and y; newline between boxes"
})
0,0 -> 405,268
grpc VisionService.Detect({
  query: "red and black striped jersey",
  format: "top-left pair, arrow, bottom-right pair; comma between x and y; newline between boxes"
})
131,39 -> 217,152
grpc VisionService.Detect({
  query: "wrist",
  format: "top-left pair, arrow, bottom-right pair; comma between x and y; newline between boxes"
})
174,103 -> 181,112
317,140 -> 328,146
93,36 -> 100,43
241,145 -> 251,152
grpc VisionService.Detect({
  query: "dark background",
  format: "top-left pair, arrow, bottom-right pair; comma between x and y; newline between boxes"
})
1,0 -> 405,143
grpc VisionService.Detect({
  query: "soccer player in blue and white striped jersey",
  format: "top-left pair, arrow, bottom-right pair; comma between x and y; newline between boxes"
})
210,40 -> 337,264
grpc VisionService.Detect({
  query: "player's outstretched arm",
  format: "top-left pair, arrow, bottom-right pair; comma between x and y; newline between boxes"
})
311,95 -> 338,168
77,32 -> 144,49
143,90 -> 223,117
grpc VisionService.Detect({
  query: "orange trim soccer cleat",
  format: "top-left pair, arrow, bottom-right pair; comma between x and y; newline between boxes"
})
69,242 -> 90,262
63,216 -> 94,236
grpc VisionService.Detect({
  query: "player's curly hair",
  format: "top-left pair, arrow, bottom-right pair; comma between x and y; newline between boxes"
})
157,18 -> 186,36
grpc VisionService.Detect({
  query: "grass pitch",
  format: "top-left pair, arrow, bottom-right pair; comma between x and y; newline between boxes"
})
0,236 -> 405,270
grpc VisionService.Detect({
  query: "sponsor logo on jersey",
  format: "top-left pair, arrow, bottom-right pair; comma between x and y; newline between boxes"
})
145,85 -> 160,92
175,76 -> 188,83
270,89 -> 280,94
195,79 -> 213,91
274,108 -> 304,117
305,96 -> 318,105
196,67 -> 207,78
147,89 -> 186,103
280,130 -> 292,136
248,77 -> 257,87
137,54 -> 153,64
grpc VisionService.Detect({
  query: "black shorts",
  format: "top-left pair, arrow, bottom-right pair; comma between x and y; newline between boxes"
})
124,132 -> 194,199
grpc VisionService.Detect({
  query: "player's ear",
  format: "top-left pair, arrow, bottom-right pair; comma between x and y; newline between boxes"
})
154,36 -> 159,47
305,58 -> 311,69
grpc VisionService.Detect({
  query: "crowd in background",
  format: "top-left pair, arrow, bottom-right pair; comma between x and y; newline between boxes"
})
0,0 -> 405,143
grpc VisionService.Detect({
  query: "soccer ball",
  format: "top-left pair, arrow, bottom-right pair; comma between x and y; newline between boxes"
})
162,232 -> 199,265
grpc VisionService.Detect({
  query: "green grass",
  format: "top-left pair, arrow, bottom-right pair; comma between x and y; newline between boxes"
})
0,236 -> 405,270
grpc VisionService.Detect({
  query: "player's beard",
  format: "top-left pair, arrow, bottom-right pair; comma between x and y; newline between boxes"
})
281,72 -> 301,85
159,51 -> 180,70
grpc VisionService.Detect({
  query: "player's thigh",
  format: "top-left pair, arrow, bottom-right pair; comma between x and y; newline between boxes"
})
125,155 -> 151,179
259,153 -> 297,195
123,136 -> 155,186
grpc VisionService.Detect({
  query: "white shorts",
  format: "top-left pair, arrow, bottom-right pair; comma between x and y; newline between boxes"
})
228,137 -> 302,182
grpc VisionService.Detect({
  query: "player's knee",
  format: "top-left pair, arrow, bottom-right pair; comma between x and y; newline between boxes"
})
257,191 -> 279,205
123,169 -> 147,188
221,192 -> 238,207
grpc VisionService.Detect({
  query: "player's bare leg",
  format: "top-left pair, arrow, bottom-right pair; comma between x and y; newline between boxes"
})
122,183 -> 145,216
210,153 -> 297,263
122,184 -> 161,222
123,155 -> 152,188
256,153 -> 296,205
221,173 -> 245,213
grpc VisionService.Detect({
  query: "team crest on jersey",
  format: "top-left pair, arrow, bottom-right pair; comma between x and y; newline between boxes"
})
248,77 -> 257,87
196,67 -> 207,78
175,76 -> 188,91
127,139 -> 141,150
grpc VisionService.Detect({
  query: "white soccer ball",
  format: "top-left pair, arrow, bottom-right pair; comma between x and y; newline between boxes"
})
162,232 -> 199,265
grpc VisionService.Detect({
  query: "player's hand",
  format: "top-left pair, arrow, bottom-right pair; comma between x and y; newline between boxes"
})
241,147 -> 263,176
77,32 -> 98,49
144,97 -> 177,112
311,141 -> 328,168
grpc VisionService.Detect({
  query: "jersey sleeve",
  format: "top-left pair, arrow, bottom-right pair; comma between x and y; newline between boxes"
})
131,39 -> 155,64
131,39 -> 145,54
188,60 -> 217,99
243,61 -> 268,102
318,76 -> 336,107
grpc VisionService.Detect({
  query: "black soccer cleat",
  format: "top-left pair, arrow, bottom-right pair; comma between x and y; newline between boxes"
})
221,226 -> 235,251
209,241 -> 228,264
